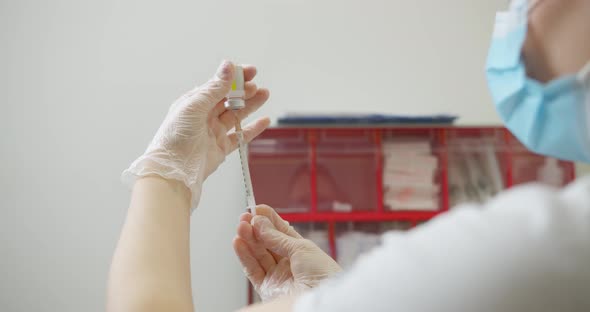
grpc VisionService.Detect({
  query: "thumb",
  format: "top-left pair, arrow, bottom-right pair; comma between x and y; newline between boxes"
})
187,60 -> 234,111
252,216 -> 302,258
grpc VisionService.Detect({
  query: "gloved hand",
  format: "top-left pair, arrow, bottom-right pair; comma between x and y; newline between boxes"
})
122,61 -> 270,211
233,205 -> 342,302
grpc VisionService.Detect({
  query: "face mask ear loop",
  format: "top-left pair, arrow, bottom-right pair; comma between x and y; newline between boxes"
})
577,61 -> 590,88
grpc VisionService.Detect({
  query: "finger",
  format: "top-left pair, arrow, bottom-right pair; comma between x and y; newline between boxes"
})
239,88 -> 270,119
237,221 -> 277,273
246,208 -> 285,262
236,221 -> 266,263
219,88 -> 270,130
227,117 -> 271,152
239,212 -> 253,224
233,237 -> 265,287
211,116 -> 230,142
273,258 -> 292,278
257,257 -> 292,302
254,205 -> 303,238
252,205 -> 298,261
208,81 -> 258,119
242,65 -> 257,82
210,99 -> 228,119
185,60 -> 234,112
252,216 -> 303,258
185,62 -> 250,112
185,62 -> 237,96
239,210 -> 284,262
255,205 -> 300,238
237,220 -> 254,240
269,250 -> 283,263
244,81 -> 258,100
264,257 -> 292,288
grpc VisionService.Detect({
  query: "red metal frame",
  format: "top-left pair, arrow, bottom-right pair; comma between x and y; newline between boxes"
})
375,129 -> 385,213
279,210 -> 441,222
503,128 -> 514,187
438,128 -> 450,211
247,281 -> 253,305
328,222 -> 336,259
309,130 -> 318,214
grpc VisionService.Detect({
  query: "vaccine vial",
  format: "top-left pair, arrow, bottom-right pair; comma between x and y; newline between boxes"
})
225,64 -> 245,110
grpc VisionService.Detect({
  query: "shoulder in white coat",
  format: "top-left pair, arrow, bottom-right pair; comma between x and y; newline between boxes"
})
294,176 -> 590,312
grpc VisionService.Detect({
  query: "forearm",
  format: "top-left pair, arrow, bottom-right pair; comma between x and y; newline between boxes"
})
238,296 -> 296,312
108,61 -> 269,311
107,176 -> 194,312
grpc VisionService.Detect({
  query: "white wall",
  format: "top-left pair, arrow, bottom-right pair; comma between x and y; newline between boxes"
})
0,0 -> 506,311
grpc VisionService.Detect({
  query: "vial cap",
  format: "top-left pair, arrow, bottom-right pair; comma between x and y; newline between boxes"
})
225,98 -> 246,110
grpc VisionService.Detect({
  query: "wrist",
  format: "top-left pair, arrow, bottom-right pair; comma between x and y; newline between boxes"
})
134,176 -> 192,213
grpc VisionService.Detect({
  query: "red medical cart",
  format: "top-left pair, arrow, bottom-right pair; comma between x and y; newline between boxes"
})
246,126 -> 576,303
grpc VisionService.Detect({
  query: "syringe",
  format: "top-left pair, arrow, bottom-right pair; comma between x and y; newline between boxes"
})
234,115 -> 257,215
225,64 -> 257,216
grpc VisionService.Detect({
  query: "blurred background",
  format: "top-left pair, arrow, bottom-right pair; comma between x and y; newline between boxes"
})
1,0 -> 588,311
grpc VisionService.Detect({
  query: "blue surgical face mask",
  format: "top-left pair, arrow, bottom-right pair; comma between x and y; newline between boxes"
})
486,0 -> 590,163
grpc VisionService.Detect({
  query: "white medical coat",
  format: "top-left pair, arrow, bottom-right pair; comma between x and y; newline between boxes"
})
295,176 -> 590,311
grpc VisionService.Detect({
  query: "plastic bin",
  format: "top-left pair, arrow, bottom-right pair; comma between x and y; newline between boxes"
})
382,128 -> 442,211
315,129 -> 379,212
249,129 -> 311,213
334,222 -> 412,268
446,128 -> 508,206
293,222 -> 331,255
507,132 -> 574,187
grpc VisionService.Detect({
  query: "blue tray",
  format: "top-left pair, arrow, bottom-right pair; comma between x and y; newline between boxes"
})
278,114 -> 458,126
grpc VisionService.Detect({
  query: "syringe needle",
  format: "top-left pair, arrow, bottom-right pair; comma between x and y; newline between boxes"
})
234,112 -> 242,132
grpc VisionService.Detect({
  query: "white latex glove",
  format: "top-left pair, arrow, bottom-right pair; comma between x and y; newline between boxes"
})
122,61 -> 270,211
233,205 -> 342,302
